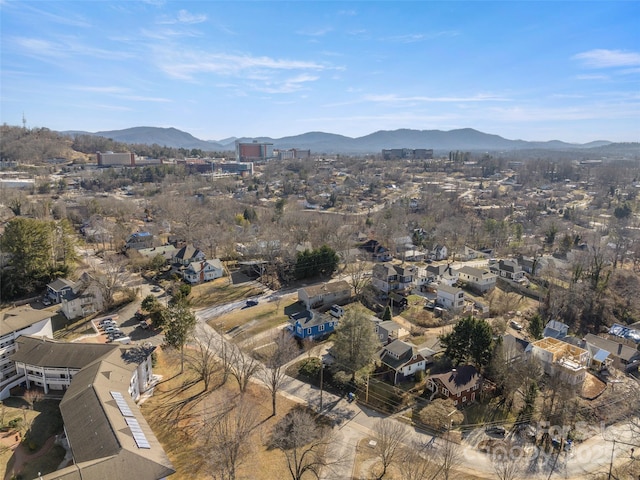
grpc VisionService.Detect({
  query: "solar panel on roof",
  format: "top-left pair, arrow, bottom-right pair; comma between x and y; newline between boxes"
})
125,417 -> 151,449
110,391 -> 133,417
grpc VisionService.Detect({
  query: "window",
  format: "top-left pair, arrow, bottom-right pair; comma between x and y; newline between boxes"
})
307,328 -> 312,335
454,399 -> 458,406
462,396 -> 467,402
319,324 -> 325,332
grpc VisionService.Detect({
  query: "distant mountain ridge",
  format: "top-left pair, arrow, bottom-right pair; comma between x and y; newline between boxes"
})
61,126 -> 616,153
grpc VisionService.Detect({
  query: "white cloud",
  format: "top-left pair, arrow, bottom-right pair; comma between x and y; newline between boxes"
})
156,50 -> 331,81
362,93 -> 510,103
158,9 -> 207,25
573,49 -> 640,68
74,86 -> 129,94
575,74 -> 609,80
296,27 -> 332,37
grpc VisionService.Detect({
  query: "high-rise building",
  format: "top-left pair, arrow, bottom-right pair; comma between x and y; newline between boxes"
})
235,141 -> 274,162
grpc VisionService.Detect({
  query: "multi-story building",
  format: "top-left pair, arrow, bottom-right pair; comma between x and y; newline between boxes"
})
96,151 -> 136,167
436,285 -> 465,311
236,141 -> 274,162
382,148 -> 433,160
0,307 -> 53,399
371,263 -> 416,296
527,337 -> 589,386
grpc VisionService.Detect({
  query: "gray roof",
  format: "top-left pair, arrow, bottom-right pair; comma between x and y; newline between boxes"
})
378,340 -> 423,370
584,334 -> 639,363
301,280 -> 351,298
51,348 -> 174,480
0,307 -> 52,336
457,266 -> 495,279
377,320 -> 403,335
12,336 -> 118,369
174,244 -> 203,260
47,278 -> 75,291
290,310 -> 332,329
437,284 -> 462,295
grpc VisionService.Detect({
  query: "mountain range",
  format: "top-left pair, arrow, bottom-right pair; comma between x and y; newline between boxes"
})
61,126 -> 616,154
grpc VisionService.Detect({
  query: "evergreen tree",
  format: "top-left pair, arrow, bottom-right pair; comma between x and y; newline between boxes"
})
440,316 -> 494,369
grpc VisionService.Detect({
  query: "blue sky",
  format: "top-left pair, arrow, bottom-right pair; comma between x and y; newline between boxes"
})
1,1 -> 639,143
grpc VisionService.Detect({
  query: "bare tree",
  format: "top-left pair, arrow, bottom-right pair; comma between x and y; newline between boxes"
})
398,441 -> 439,480
255,333 -> 299,416
269,408 -> 342,480
436,433 -> 463,480
199,394 -> 259,480
93,253 -> 129,309
187,329 -> 220,391
491,441 -> 523,480
229,345 -> 261,393
345,260 -> 371,298
372,418 -> 409,479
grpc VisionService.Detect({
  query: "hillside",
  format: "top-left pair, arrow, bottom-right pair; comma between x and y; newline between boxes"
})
60,126 -> 618,154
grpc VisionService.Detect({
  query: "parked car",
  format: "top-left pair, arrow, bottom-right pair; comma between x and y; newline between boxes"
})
99,318 -> 116,326
104,326 -> 119,334
138,321 -> 150,330
42,297 -> 52,306
246,299 -> 259,307
329,305 -> 344,318
510,320 -> 523,331
486,426 -> 506,436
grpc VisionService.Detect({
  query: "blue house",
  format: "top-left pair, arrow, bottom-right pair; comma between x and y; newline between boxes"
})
288,310 -> 337,340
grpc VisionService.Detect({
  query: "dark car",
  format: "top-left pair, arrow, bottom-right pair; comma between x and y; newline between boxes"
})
486,426 -> 506,436
246,299 -> 259,307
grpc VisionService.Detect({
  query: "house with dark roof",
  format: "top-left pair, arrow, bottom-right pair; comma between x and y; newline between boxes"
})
378,339 -> 428,384
172,244 -> 205,267
371,263 -> 416,296
288,310 -> 338,340
583,334 -> 640,372
47,278 -> 75,303
495,259 -> 525,282
298,280 -> 351,310
427,365 -> 482,407
543,320 -> 569,339
125,231 -> 154,250
59,273 -> 105,320
359,239 -> 392,262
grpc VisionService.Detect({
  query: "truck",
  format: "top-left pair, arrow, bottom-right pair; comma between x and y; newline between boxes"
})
329,305 -> 344,318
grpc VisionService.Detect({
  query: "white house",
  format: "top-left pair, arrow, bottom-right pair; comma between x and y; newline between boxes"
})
526,337 -> 589,386
60,273 -> 105,320
0,307 -> 53,400
378,339 -> 428,384
456,266 -> 497,293
437,285 -> 465,311
183,259 -> 224,284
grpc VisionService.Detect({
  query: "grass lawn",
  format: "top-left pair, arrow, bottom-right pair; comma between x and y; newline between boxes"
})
207,293 -> 302,342
53,313 -> 95,340
1,397 -> 65,480
141,347 -> 301,480
189,277 -> 264,308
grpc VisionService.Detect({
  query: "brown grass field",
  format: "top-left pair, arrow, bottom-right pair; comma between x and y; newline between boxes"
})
141,347 -> 300,480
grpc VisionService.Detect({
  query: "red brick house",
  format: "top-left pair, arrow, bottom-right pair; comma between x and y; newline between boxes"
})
427,365 -> 482,407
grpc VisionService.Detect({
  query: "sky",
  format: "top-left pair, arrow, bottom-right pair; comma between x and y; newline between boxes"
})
1,1 -> 639,143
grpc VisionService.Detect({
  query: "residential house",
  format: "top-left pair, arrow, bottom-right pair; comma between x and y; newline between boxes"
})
359,239 -> 392,262
298,281 -> 351,310
608,323 -> 640,344
526,337 -> 589,386
60,273 -> 105,320
431,245 -> 448,261
583,334 -> 640,372
517,255 -> 542,275
392,236 -> 414,253
371,263 -> 416,296
500,334 -> 530,364
137,245 -> 178,265
437,285 -> 465,311
46,278 -> 75,303
427,365 -> 482,407
375,320 -> 410,345
456,266 -> 497,293
0,307 -> 53,399
403,250 -> 426,262
288,310 -> 337,340
125,231 -> 154,250
543,320 -> 569,340
183,259 -> 224,284
495,259 -> 525,282
172,244 -> 205,267
378,339 -> 428,384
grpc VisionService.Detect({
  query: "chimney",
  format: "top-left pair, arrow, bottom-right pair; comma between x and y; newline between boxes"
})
618,343 -> 623,355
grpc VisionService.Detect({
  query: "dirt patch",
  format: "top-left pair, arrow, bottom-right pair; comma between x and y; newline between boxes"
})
581,373 -> 607,400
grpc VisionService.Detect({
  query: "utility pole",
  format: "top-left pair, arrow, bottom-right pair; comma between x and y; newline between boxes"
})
319,362 -> 324,412
365,373 -> 370,403
608,439 -> 615,480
